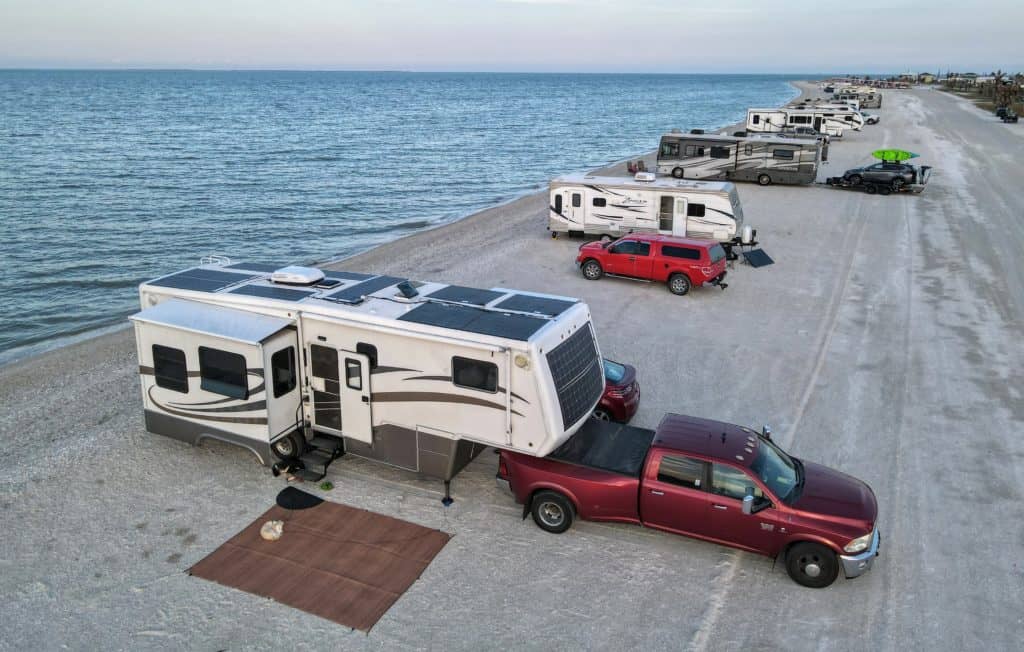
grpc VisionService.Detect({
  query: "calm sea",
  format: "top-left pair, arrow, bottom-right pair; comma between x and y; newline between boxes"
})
0,71 -> 798,362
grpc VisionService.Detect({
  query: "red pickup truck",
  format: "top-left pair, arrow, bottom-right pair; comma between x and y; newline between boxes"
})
496,415 -> 879,588
576,234 -> 727,296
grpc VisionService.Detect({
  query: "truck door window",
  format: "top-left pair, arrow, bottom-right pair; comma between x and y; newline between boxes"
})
634,242 -> 651,256
609,240 -> 636,255
271,346 -> 297,397
657,455 -> 706,490
711,464 -> 763,501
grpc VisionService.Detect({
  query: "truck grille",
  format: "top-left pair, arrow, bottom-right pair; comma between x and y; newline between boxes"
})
546,324 -> 604,430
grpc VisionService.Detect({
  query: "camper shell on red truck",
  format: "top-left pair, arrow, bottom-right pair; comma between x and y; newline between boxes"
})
576,234 -> 728,296
496,415 -> 879,588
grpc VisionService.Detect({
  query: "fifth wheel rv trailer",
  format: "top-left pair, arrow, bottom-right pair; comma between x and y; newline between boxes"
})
746,107 -> 864,138
130,262 -> 605,493
656,132 -> 822,186
548,173 -> 756,255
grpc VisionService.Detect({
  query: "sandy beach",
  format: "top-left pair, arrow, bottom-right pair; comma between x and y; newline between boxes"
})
2,81 -> 1023,650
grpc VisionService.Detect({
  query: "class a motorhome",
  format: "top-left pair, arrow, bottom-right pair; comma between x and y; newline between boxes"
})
834,88 -> 882,109
548,173 -> 755,254
130,261 -> 605,489
746,107 -> 864,137
656,131 -> 822,186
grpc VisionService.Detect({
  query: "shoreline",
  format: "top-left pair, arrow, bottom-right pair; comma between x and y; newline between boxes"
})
0,81 -> 803,371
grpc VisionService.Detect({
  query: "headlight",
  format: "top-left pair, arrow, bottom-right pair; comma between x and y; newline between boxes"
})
844,530 -> 874,554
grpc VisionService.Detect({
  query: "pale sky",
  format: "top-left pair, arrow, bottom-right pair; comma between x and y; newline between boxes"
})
0,0 -> 1020,73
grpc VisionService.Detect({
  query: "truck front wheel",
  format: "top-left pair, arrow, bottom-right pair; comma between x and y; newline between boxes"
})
531,491 -> 575,534
581,259 -> 603,281
785,542 -> 839,588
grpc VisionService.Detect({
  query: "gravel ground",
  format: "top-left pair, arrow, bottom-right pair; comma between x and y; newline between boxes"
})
1,82 -> 1022,651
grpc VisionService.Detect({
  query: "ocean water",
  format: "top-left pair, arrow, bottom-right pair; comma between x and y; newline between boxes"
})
0,71 -> 798,362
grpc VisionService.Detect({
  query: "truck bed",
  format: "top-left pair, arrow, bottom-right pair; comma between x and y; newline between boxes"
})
548,419 -> 655,478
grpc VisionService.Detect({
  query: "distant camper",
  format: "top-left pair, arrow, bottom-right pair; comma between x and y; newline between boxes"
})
835,90 -> 882,109
746,107 -> 864,138
656,132 -> 822,186
548,173 -> 755,254
131,263 -> 605,486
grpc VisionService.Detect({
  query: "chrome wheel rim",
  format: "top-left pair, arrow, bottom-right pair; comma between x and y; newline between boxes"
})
584,264 -> 600,279
671,278 -> 688,293
539,502 -> 564,527
275,439 -> 295,457
594,410 -> 610,421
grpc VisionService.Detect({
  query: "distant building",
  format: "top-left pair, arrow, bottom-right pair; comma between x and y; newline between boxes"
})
917,73 -> 935,84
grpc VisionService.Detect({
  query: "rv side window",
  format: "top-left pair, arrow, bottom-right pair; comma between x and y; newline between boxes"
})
661,141 -> 680,157
356,342 -> 378,369
571,193 -> 581,208
773,149 -> 795,160
684,145 -> 705,157
662,245 -> 701,261
710,147 -> 730,159
344,358 -> 362,391
752,114 -> 760,124
153,345 -> 188,393
271,347 -> 297,398
744,144 -> 753,156
593,197 -> 607,207
198,347 -> 248,400
687,203 -> 706,217
554,194 -> 562,213
452,356 -> 498,393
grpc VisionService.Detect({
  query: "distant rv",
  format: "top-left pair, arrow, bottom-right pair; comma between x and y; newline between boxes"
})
656,131 -> 822,186
746,107 -> 864,137
548,173 -> 755,254
835,89 -> 882,109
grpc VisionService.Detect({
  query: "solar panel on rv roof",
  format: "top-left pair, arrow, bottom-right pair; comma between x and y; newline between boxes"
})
224,262 -> 284,273
493,294 -> 576,317
425,285 -> 506,306
324,275 -> 405,304
325,271 -> 376,281
148,269 -> 258,292
398,302 -> 548,341
229,285 -> 316,301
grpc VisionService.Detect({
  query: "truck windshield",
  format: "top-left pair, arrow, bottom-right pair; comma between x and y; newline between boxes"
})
750,437 -> 799,503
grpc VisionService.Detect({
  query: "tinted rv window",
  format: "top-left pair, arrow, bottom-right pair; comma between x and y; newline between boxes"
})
356,342 -> 378,369
744,144 -> 753,156
554,194 -> 562,213
657,455 -> 705,490
660,141 -> 680,157
452,356 -> 498,393
198,347 -> 248,400
687,203 -> 706,217
752,114 -> 760,124
773,149 -> 795,160
592,197 -> 607,207
710,146 -> 730,159
684,145 -> 705,157
344,358 -> 362,390
571,193 -> 581,208
662,245 -> 701,260
153,345 -> 188,393
271,347 -> 297,398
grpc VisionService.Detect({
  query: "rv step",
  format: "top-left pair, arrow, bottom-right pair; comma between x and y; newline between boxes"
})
291,467 -> 328,482
309,435 -> 345,454
302,448 -> 337,467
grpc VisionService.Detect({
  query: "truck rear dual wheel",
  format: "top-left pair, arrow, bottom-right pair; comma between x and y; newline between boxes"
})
785,542 -> 840,588
582,260 -> 603,281
531,491 -> 575,534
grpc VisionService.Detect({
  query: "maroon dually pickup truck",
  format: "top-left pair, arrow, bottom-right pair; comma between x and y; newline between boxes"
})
497,414 -> 879,588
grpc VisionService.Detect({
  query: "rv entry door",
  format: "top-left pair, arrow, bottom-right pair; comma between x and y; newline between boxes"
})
339,351 -> 373,444
658,196 -> 687,236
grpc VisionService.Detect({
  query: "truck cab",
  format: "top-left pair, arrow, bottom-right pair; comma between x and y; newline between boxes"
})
497,414 -> 879,588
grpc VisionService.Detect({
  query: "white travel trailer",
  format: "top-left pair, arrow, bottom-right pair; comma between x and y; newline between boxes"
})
656,132 -> 822,185
130,262 -> 605,491
548,173 -> 755,254
746,107 -> 864,137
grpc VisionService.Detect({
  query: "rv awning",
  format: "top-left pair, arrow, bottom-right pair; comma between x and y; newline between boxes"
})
130,299 -> 293,345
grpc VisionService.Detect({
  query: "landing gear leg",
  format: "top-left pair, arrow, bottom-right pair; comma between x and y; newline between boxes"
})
442,480 -> 454,507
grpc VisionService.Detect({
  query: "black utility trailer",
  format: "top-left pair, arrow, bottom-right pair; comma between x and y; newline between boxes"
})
826,166 -> 931,195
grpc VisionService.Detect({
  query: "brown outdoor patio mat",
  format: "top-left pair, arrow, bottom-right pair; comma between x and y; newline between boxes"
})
188,492 -> 451,631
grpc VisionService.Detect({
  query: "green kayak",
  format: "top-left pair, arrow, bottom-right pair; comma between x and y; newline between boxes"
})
872,149 -> 919,161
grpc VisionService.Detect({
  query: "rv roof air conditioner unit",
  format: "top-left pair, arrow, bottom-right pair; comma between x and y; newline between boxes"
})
634,172 -> 656,182
671,128 -> 682,133
270,265 -> 326,286
690,129 -> 704,134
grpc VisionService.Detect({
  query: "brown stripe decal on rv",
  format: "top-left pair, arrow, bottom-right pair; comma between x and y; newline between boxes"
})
147,387 -> 268,425
371,392 -> 524,417
403,376 -> 530,404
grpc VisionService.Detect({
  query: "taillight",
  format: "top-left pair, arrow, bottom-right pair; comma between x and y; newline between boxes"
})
498,457 -> 509,479
701,267 -> 712,276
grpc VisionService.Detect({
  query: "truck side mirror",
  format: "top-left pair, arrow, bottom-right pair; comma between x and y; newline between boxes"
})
742,494 -> 755,515
762,425 -> 772,441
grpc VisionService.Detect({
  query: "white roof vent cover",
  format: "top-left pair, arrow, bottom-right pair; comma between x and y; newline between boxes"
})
634,171 -> 656,182
270,265 -> 325,286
